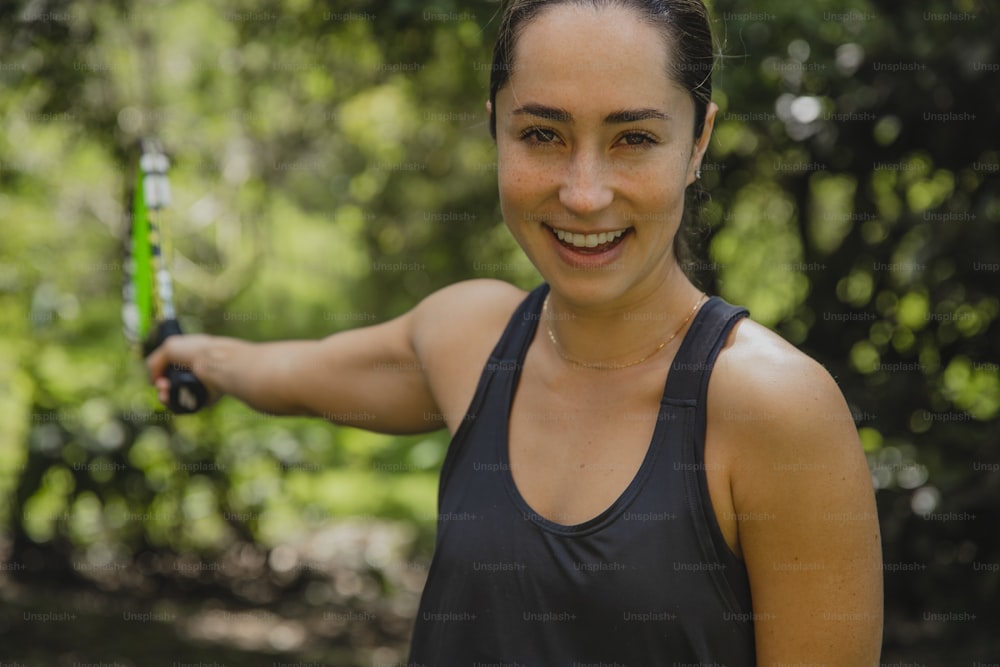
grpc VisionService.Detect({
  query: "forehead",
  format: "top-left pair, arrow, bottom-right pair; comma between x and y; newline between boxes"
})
502,4 -> 688,114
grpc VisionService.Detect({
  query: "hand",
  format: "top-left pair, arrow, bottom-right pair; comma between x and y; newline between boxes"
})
146,333 -> 222,409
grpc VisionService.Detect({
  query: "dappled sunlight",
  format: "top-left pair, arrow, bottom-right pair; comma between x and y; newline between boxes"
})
0,0 -> 995,663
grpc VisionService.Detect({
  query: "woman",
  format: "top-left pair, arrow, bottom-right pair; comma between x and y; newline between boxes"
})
149,1 -> 883,664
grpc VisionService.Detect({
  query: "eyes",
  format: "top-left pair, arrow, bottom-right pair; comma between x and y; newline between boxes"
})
518,126 -> 660,150
520,127 -> 559,144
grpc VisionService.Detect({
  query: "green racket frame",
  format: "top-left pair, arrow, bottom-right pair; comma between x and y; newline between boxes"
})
123,139 -> 208,413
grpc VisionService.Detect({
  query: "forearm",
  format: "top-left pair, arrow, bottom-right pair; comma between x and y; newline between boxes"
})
192,336 -> 315,416
149,333 -> 315,416
148,297 -> 452,431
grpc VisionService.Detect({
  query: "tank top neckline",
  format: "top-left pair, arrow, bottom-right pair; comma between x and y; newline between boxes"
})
495,284 -> 727,537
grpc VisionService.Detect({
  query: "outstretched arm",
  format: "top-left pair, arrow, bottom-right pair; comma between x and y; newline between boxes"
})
146,312 -> 436,432
146,279 -> 526,434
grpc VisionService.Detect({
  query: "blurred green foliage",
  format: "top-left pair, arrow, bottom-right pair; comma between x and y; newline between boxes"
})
0,0 -> 997,663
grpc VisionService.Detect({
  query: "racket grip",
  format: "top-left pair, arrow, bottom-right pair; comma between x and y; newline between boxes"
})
146,319 -> 210,414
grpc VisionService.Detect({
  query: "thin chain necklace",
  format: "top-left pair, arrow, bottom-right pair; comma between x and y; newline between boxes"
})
542,292 -> 706,371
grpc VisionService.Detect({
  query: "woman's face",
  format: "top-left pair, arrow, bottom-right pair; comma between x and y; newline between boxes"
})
494,3 -> 715,309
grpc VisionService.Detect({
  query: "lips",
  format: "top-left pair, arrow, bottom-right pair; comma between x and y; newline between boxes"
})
547,225 -> 631,254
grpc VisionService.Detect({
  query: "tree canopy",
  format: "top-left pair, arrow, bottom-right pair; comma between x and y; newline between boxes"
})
0,0 -> 996,663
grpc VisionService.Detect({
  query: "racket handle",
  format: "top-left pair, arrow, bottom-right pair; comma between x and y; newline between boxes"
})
146,319 -> 210,414
166,363 -> 209,414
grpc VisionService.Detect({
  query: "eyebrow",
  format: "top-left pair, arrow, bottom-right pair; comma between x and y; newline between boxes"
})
511,103 -> 671,124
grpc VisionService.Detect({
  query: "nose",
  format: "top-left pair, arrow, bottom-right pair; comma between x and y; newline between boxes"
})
558,148 -> 614,217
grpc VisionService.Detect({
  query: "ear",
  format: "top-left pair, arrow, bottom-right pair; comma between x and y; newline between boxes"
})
687,101 -> 718,186
487,99 -> 497,141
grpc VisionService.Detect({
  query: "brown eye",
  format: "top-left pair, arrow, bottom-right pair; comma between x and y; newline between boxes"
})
620,132 -> 657,147
521,127 -> 558,144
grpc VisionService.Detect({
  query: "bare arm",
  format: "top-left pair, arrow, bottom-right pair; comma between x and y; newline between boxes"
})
147,279 -> 525,434
712,328 -> 883,666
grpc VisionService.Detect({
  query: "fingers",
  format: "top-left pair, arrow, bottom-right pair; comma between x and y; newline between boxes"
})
146,334 -> 203,378
154,377 -> 170,405
147,337 -> 180,407
146,334 -> 222,407
146,335 -> 185,382
146,334 -> 213,407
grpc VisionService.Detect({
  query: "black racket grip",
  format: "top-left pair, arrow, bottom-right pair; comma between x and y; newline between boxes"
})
145,319 -> 209,414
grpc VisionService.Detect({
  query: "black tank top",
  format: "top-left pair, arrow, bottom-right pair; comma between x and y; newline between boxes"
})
408,284 -> 756,666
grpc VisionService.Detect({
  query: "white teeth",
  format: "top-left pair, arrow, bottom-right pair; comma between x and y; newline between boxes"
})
553,228 -> 626,249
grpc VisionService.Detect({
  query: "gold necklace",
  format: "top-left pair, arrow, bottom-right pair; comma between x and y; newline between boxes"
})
542,292 -> 706,371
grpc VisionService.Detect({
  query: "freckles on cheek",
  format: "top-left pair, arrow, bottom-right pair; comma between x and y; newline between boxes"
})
498,161 -> 530,202
497,171 -> 522,218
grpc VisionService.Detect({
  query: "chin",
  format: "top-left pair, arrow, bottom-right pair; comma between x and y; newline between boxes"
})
541,271 -> 640,309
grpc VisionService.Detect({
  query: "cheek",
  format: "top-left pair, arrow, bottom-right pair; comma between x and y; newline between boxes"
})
497,165 -> 517,221
632,167 -> 681,208
631,169 -> 690,241
497,149 -> 539,213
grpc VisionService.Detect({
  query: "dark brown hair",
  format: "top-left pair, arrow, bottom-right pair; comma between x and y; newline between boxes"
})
487,0 -> 716,277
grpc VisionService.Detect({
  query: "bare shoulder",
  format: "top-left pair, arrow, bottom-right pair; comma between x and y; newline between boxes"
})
410,279 -> 529,432
410,278 -> 528,351
709,317 -> 883,664
709,317 -> 858,455
411,277 -> 525,320
708,316 -> 869,502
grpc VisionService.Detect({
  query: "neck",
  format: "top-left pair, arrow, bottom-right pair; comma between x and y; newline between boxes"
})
542,268 -> 704,371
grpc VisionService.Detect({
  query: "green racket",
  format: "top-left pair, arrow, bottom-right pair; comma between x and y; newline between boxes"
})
122,138 -> 208,413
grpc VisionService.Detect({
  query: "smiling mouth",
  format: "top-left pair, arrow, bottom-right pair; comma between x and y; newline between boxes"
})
546,225 -> 631,253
